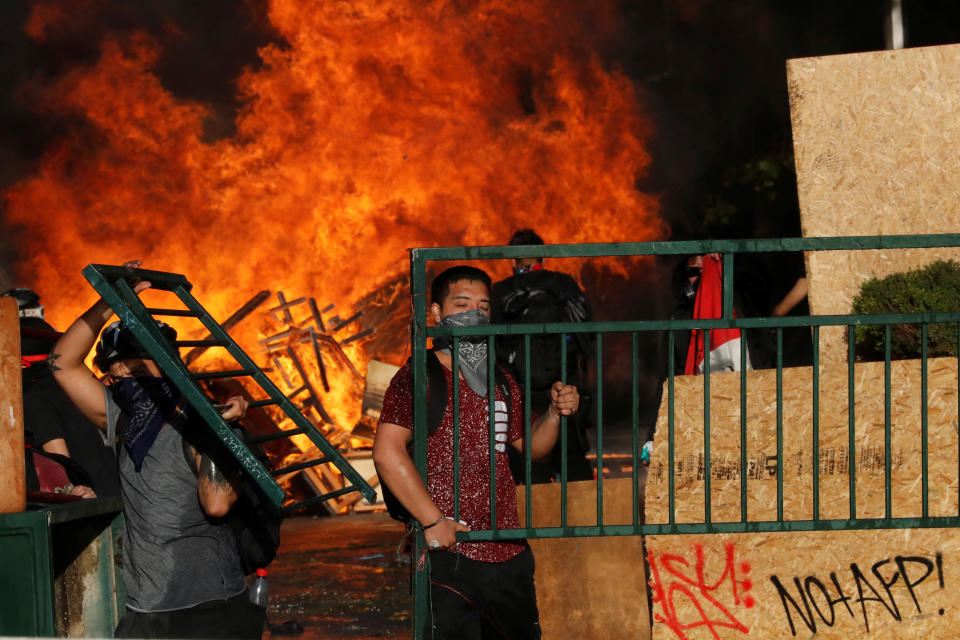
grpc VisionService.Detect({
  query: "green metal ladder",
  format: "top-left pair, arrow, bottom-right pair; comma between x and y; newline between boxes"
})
83,263 -> 377,514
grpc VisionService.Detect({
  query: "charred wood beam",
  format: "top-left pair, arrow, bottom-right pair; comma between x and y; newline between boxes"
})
308,328 -> 330,392
309,298 -> 326,333
285,346 -> 335,424
275,291 -> 294,325
340,328 -> 374,346
331,311 -> 363,333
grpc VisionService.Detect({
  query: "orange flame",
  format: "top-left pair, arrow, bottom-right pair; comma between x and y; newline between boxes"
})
5,0 -> 664,431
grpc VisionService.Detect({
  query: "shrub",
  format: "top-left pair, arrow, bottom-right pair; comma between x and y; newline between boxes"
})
851,260 -> 960,361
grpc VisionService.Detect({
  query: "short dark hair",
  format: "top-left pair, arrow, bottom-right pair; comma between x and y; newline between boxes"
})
509,229 -> 544,246
431,266 -> 492,306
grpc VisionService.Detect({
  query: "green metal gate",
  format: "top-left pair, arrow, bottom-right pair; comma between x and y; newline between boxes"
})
407,233 -> 960,636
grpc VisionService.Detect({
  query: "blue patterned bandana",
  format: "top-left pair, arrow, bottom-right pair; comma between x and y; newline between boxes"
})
110,376 -> 185,471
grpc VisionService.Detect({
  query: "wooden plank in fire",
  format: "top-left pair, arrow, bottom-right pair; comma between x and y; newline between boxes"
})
283,346 -> 335,424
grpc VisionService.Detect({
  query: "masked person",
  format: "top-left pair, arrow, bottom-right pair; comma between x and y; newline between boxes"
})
491,229 -> 594,484
373,265 -> 580,640
49,261 -> 264,639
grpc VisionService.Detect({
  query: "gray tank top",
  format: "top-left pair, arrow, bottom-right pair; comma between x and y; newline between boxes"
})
106,390 -> 246,612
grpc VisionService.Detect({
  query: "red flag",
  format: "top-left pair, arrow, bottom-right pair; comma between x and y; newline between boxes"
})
684,255 -> 751,375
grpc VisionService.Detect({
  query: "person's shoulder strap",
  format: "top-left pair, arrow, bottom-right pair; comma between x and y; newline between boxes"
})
494,365 -> 512,423
425,350 -> 448,435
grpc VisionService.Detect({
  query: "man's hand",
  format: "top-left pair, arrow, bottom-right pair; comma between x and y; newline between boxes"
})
548,382 -> 580,417
69,485 -> 97,499
121,260 -> 152,294
219,395 -> 249,421
424,517 -> 471,551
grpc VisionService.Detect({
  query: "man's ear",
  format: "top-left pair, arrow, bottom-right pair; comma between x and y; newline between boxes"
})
430,302 -> 442,324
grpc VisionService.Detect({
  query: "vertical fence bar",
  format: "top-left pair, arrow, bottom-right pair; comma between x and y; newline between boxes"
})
812,326 -> 820,522
848,325 -> 857,520
524,334 -> 532,528
722,252 -> 734,321
560,333 -> 568,529
632,332 -> 641,528
453,340 -> 461,523
703,330 -> 712,524
884,326 -> 892,520
740,329 -> 748,523
596,333 -> 604,529
487,335 -> 497,531
668,331 -> 676,526
409,250 -> 429,640
922,323 -> 929,519
776,328 -> 784,523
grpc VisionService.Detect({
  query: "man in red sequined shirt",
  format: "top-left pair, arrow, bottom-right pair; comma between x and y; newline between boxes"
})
374,265 -> 580,640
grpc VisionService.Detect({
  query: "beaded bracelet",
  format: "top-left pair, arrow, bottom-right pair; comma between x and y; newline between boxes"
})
421,515 -> 445,530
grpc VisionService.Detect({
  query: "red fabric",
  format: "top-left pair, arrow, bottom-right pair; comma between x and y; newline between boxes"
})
29,448 -> 72,493
685,255 -> 742,375
379,363 -> 526,563
21,354 -> 47,368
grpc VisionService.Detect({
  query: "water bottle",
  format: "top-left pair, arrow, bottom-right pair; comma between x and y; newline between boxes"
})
249,568 -> 269,608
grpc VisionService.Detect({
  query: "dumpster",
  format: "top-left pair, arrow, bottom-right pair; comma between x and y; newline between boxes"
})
0,497 -> 124,637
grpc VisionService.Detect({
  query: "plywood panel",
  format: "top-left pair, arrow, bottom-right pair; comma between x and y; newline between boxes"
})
645,361 -> 960,639
0,297 -> 23,514
518,479 -> 650,640
788,44 -> 960,364
646,528 -> 958,640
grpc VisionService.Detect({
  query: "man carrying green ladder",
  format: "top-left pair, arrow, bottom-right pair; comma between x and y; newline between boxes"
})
51,260 -> 267,639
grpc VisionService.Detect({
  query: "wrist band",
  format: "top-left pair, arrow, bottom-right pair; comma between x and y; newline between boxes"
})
422,515 -> 445,530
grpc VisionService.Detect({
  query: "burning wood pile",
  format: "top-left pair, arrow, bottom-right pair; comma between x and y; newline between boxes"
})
189,287 -> 402,516
253,291 -> 385,514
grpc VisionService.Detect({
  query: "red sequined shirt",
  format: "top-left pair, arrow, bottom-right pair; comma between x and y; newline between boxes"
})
378,362 -> 526,563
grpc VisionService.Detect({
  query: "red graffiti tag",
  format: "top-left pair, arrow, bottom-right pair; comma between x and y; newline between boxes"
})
648,542 -> 755,640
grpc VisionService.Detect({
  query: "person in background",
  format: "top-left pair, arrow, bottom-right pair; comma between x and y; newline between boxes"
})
646,254 -> 769,464
3,288 -> 117,498
772,277 -> 808,317
49,261 -> 264,639
491,229 -> 594,484
374,265 -> 579,639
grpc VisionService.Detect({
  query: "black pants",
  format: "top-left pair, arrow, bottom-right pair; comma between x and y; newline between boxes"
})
427,547 -> 541,640
115,590 -> 266,639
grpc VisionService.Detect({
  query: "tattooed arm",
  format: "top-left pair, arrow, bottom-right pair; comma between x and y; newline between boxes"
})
51,297 -> 119,430
192,446 -> 241,517
184,395 -> 248,517
51,260 -> 150,430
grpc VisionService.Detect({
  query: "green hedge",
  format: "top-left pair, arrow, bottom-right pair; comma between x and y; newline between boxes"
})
851,260 -> 960,360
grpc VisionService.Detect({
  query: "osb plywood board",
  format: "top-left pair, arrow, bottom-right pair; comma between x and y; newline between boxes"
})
518,479 -> 650,640
788,44 -> 960,363
644,361 -> 960,639
0,296 -> 23,514
646,528 -> 957,640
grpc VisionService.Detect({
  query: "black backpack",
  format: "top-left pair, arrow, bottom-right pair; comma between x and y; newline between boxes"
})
177,420 -> 282,574
228,429 -> 283,574
498,284 -> 590,390
381,349 -> 512,524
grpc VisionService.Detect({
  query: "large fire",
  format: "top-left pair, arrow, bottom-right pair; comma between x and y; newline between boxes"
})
4,0 -> 663,434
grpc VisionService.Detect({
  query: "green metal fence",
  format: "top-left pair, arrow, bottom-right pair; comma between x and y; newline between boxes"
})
406,233 -> 960,635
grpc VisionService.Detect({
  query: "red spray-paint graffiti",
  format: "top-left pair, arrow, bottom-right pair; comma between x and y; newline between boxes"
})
648,542 -> 755,640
